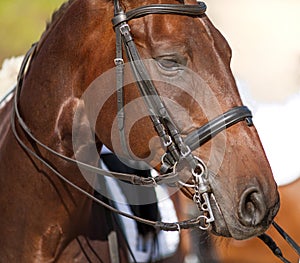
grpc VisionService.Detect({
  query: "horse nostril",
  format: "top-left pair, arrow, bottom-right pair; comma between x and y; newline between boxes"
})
238,187 -> 267,227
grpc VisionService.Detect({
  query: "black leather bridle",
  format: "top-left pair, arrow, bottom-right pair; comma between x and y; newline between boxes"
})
7,1 -> 299,262
10,0 -> 253,232
111,0 -> 254,231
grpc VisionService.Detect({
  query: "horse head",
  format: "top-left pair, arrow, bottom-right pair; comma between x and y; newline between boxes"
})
13,0 -> 279,248
70,0 -> 279,240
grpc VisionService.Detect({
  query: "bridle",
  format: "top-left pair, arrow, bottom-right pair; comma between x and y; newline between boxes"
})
9,0 -> 299,262
111,0 -> 254,230
12,1 -> 253,231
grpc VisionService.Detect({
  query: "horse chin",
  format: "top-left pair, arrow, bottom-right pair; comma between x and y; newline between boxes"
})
209,195 -> 231,237
209,194 -> 272,240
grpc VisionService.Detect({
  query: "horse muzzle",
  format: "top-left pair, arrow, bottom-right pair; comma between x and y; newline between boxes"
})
209,182 -> 280,240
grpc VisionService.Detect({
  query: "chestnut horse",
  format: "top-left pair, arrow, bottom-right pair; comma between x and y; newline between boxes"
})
0,0 -> 280,262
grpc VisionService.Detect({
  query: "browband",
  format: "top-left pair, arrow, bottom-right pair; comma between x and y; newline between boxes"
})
112,3 -> 206,27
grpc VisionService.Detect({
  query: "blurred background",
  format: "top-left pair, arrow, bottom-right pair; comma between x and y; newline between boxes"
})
204,0 -> 300,102
0,0 -> 299,101
0,0 -> 64,64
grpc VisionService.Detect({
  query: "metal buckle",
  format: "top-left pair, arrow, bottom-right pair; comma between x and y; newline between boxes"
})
149,176 -> 158,186
163,135 -> 172,147
180,145 -> 191,158
119,23 -> 130,35
114,58 -> 124,66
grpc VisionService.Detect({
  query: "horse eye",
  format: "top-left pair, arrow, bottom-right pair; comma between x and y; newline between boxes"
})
156,56 -> 185,72
158,59 -> 180,70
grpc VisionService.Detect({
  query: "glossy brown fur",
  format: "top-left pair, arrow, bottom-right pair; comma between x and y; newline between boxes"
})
0,0 -> 279,262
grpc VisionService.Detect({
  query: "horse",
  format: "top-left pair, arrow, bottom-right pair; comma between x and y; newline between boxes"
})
0,0 -> 280,262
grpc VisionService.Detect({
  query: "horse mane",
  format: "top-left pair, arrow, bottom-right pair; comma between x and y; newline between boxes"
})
43,0 -> 76,35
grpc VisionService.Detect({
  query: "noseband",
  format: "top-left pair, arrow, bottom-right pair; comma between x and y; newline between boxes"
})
11,1 -> 253,231
111,0 -> 253,229
9,1 -> 300,262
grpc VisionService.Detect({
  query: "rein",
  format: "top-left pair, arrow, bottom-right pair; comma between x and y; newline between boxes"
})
11,43 -> 212,232
258,222 -> 300,263
7,1 -> 300,262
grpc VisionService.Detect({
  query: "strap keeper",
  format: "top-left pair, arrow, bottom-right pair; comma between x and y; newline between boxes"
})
112,13 -> 127,28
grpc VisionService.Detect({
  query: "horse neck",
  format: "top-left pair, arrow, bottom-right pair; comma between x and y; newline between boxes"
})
18,0 -> 115,156
0,2 -> 117,259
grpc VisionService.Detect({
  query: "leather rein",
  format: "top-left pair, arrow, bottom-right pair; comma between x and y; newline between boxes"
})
7,1 -> 299,262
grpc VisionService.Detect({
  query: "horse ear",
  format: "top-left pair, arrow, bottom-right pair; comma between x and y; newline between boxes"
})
55,97 -> 94,158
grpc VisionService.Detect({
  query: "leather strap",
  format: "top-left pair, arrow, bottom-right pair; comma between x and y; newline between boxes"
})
10,3 -> 300,263
161,106 -> 253,173
272,221 -> 300,256
113,4 -> 207,174
112,3 -> 207,27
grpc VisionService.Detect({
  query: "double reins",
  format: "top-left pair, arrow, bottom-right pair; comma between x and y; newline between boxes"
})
111,0 -> 256,230
11,43 -> 209,232
7,1 -> 299,262
10,1 -> 251,232
259,222 -> 300,263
